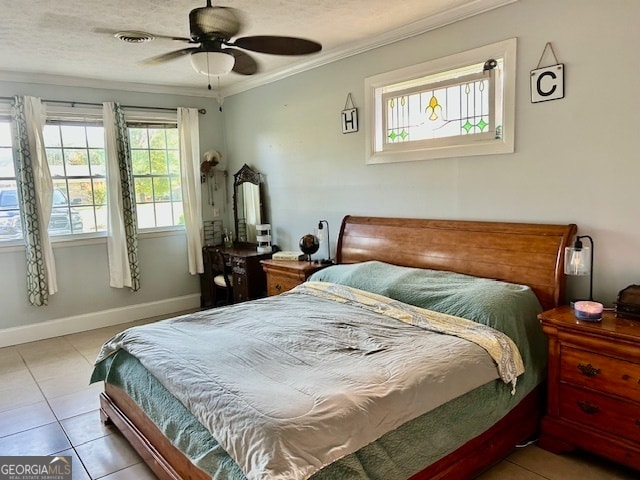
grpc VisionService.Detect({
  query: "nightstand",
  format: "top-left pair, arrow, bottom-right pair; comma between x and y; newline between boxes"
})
538,306 -> 640,470
261,260 -> 330,296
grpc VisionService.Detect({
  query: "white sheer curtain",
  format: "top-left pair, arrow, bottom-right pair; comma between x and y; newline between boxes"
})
104,102 -> 140,290
11,96 -> 58,304
178,107 -> 204,275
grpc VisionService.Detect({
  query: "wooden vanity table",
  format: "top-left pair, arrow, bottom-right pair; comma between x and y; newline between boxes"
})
201,164 -> 272,307
201,245 -> 271,307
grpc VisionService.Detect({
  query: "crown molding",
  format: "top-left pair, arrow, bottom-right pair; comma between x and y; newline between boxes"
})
0,71 -> 215,99
222,0 -> 517,97
0,0 -> 516,100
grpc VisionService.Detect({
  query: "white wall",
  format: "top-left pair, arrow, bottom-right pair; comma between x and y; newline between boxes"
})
0,81 -> 226,345
223,0 -> 640,305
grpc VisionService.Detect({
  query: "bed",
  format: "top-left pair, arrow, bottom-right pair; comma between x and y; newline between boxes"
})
92,215 -> 577,480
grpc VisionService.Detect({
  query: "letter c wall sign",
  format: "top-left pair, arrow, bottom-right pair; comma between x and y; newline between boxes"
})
531,64 -> 564,103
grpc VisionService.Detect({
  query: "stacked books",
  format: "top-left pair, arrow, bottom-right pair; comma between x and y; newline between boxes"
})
272,251 -> 305,261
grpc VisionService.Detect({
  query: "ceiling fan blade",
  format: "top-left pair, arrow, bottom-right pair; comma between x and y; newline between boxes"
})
190,6 -> 241,40
93,28 -> 191,43
142,33 -> 192,43
141,47 -> 200,65
224,48 -> 258,75
231,36 -> 322,55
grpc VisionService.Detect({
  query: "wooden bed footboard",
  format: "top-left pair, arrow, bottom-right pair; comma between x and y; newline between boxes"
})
101,382 -> 544,480
101,383 -> 210,480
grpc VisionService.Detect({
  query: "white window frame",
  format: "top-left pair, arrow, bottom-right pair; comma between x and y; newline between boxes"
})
123,108 -> 183,233
0,116 -> 20,246
0,104 -> 185,247
43,107 -> 107,239
128,122 -> 183,231
365,38 -> 517,164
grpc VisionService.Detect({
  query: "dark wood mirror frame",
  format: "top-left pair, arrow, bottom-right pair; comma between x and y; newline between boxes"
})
232,164 -> 265,245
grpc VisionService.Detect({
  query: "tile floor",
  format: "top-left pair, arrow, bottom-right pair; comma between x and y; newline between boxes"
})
0,319 -> 160,480
1,318 -> 638,480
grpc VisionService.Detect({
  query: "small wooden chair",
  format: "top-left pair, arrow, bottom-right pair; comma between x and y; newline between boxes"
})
212,249 -> 233,306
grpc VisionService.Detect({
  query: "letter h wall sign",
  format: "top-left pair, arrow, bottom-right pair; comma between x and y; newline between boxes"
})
341,93 -> 359,133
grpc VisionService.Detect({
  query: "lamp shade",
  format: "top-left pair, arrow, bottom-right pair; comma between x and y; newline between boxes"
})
190,51 -> 235,76
564,234 -> 595,302
316,220 -> 332,264
564,246 -> 591,276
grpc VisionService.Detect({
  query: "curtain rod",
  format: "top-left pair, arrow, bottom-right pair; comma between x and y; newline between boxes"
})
0,97 -> 206,115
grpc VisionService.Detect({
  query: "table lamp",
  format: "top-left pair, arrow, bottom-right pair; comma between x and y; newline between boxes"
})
316,220 -> 333,264
564,235 -> 594,301
565,235 -> 602,321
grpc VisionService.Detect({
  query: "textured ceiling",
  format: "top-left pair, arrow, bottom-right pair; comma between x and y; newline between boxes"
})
0,0 -> 514,97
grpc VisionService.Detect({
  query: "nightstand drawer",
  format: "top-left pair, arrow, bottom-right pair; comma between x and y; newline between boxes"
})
267,274 -> 300,296
559,384 -> 640,444
561,346 -> 640,400
262,260 -> 329,296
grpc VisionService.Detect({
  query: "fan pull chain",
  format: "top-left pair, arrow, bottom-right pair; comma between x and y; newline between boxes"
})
206,53 -> 212,90
218,76 -> 223,112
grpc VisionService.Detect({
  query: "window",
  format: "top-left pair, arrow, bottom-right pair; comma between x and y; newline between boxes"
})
0,120 -> 20,241
44,123 -> 107,235
365,38 -> 516,164
129,125 -> 183,229
0,110 -> 183,244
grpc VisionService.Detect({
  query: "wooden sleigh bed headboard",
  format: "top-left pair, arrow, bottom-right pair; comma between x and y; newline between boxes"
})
336,216 -> 577,310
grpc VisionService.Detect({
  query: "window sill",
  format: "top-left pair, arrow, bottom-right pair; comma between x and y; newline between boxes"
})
367,136 -> 514,164
0,227 -> 186,252
138,226 -> 186,239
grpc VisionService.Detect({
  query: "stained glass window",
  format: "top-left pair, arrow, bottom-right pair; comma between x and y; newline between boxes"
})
383,66 -> 498,148
365,38 -> 516,164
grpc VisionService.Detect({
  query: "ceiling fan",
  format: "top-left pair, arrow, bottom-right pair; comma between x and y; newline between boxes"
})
111,1 -> 322,79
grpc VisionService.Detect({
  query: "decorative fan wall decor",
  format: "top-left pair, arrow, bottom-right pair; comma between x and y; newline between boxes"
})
201,150 -> 226,205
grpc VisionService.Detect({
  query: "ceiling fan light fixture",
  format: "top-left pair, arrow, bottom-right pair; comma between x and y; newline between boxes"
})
190,51 -> 235,76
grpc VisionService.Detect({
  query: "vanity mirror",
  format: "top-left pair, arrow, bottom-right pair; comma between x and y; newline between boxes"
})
233,164 -> 264,244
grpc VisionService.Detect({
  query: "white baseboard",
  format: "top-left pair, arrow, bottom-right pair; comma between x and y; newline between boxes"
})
0,294 -> 201,348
